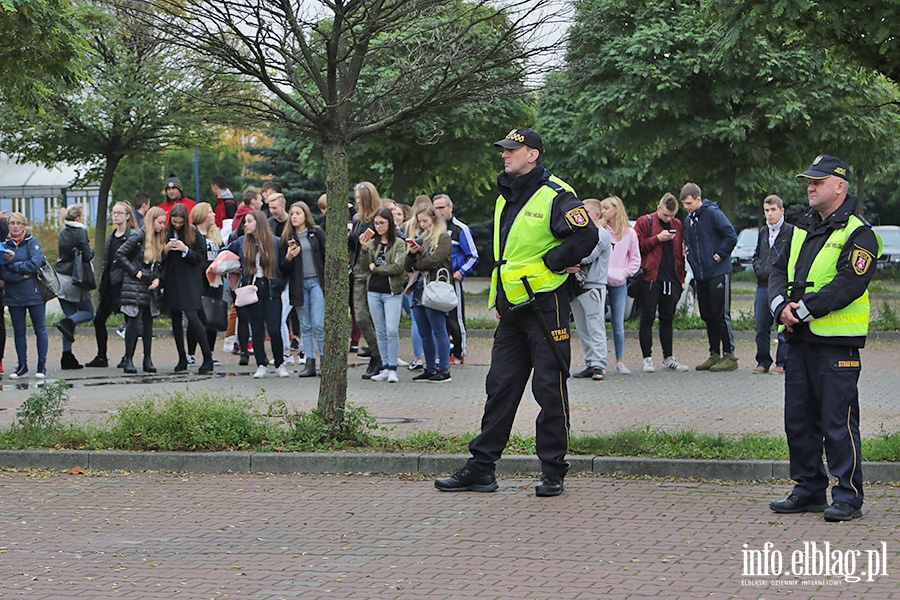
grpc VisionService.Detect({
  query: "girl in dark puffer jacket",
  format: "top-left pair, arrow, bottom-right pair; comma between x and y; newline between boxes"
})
115,207 -> 167,374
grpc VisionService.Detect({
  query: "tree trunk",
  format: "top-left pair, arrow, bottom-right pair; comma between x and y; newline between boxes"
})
720,166 -> 737,223
317,141 -> 351,425
92,156 -> 120,298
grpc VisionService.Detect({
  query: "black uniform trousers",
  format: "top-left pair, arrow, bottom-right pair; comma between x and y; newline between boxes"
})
466,288 -> 571,477
784,339 -> 864,508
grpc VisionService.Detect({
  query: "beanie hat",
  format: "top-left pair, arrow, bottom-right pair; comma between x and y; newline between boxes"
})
164,174 -> 183,191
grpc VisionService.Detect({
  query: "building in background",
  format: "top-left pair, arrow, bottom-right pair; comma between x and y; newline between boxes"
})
0,154 -> 103,224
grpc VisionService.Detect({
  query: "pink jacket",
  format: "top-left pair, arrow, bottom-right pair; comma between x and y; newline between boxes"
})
605,225 -> 641,287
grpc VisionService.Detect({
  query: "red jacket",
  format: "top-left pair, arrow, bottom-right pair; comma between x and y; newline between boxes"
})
634,211 -> 686,284
160,196 -> 197,218
214,195 -> 237,228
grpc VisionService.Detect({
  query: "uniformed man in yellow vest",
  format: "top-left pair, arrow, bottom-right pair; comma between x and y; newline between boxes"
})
768,154 -> 882,522
434,128 -> 598,497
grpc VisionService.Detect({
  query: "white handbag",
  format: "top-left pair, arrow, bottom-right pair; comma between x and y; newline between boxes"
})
233,283 -> 259,307
422,268 -> 458,313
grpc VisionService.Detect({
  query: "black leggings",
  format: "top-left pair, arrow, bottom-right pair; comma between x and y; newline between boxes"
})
92,289 -> 118,359
125,307 -> 153,360
171,309 -> 210,363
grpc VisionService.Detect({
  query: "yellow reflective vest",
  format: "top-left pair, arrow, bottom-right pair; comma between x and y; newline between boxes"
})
489,177 -> 574,307
786,215 -> 882,337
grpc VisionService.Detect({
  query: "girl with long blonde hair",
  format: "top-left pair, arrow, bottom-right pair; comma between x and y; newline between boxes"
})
599,196 -> 642,373
350,181 -> 384,378
403,203 -> 453,382
116,206 -> 167,373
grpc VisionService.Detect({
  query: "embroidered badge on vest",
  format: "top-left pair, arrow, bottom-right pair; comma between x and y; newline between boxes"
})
851,246 -> 874,275
565,207 -> 589,228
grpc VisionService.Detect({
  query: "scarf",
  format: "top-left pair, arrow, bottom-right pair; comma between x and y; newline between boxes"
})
9,231 -> 26,245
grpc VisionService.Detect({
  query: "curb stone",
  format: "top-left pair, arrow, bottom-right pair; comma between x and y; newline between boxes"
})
0,450 -> 898,482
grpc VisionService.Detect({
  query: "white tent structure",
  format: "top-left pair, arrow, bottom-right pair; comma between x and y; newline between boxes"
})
0,154 -> 103,225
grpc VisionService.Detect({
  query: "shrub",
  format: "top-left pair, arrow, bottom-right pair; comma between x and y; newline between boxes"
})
15,379 -> 69,432
107,391 -> 272,451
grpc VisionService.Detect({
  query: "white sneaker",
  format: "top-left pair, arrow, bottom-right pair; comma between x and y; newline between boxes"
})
297,355 -> 306,365
662,357 -> 689,372
387,370 -> 399,383
397,358 -> 409,367
616,361 -> 630,374
642,357 -> 655,373
211,355 -> 221,365
187,355 -> 196,365
370,369 -> 390,382
282,354 -> 295,365
253,365 -> 268,379
276,364 -> 290,377
223,336 -> 236,353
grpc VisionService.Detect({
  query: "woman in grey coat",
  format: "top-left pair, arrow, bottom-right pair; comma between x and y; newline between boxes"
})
55,205 -> 95,370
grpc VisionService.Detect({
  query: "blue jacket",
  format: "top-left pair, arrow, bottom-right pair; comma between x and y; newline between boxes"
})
683,199 -> 737,282
0,234 -> 46,307
223,235 -> 286,298
446,216 -> 479,279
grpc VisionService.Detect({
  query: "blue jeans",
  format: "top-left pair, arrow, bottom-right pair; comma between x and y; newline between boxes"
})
10,303 -> 48,367
58,297 -> 95,353
403,292 -> 424,360
368,292 -> 402,370
296,276 -> 325,359
607,284 -> 628,361
412,305 -> 450,373
755,286 -> 787,369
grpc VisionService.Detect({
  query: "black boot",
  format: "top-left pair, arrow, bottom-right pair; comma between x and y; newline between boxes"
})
143,357 -> 157,373
174,358 -> 188,373
239,352 -> 249,366
61,351 -> 83,370
122,357 -> 137,374
361,357 -> 381,380
198,357 -> 214,374
56,318 -> 75,343
298,358 -> 317,378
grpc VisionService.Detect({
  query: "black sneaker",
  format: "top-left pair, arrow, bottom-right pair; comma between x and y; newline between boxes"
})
823,501 -> 863,522
412,370 -> 435,382
291,338 -> 300,350
429,371 -> 451,383
572,366 -> 595,378
535,473 -> 565,497
9,363 -> 28,379
769,494 -> 829,514
85,355 -> 109,368
434,468 -> 498,493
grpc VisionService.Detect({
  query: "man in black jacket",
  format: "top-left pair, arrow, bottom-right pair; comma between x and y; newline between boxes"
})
434,128 -> 597,497
768,154 -> 881,522
751,195 -> 793,374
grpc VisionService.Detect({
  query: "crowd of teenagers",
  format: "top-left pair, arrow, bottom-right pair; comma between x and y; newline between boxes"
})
0,175 -> 480,382
0,174 -> 745,383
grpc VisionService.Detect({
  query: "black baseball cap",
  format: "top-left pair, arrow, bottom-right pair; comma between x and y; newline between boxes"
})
796,154 -> 850,181
493,128 -> 544,153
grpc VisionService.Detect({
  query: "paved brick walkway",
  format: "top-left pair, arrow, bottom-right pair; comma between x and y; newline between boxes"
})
0,470 -> 897,599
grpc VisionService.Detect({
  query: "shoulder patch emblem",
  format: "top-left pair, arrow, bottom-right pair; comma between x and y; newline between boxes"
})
851,246 -> 874,275
565,206 -> 589,228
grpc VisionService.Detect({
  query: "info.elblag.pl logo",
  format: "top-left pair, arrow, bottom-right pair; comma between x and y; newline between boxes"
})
741,541 -> 889,585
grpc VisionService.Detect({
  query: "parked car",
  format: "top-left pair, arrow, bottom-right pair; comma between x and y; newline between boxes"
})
731,227 -> 757,272
873,225 -> 900,269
